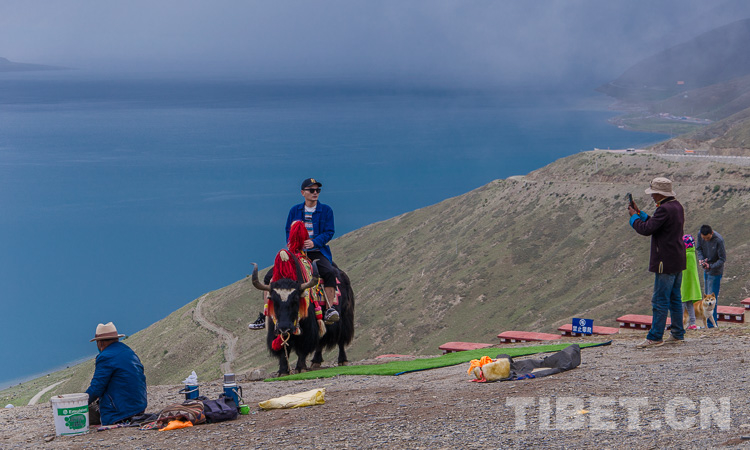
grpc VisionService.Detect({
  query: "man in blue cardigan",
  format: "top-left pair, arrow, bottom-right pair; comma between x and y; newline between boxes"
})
286,178 -> 339,323
85,322 -> 147,425
248,177 -> 339,329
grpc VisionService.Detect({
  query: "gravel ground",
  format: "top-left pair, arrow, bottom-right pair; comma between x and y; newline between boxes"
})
3,326 -> 750,449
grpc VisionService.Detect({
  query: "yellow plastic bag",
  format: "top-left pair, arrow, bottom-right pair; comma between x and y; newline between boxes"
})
468,356 -> 510,382
481,358 -> 510,381
258,388 -> 325,410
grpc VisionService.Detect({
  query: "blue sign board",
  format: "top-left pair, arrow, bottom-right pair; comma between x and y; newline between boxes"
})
572,318 -> 594,335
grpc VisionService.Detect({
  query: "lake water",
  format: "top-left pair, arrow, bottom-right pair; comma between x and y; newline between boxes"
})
0,71 -> 664,388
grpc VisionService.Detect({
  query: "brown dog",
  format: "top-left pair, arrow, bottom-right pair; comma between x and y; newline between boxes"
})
684,293 -> 718,329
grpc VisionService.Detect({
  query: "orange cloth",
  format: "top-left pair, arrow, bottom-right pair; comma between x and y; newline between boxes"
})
159,420 -> 194,431
467,356 -> 494,375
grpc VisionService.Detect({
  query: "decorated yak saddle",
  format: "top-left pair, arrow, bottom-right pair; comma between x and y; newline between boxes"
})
264,221 -> 339,336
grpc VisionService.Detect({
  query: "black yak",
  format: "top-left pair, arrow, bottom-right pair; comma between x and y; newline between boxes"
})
251,261 -> 354,376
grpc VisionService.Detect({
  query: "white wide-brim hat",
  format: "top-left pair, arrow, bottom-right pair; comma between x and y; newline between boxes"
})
645,177 -> 676,197
90,322 -> 126,342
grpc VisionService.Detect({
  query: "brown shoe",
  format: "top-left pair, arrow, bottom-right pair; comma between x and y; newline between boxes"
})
636,339 -> 664,349
665,334 -> 684,344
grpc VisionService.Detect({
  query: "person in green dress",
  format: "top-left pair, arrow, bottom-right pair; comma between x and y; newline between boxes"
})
681,234 -> 703,330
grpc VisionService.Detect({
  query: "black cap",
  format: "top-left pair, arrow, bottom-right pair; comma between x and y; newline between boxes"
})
301,178 -> 322,190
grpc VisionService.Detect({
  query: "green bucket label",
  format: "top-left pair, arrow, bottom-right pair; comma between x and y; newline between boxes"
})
58,405 -> 88,415
64,413 -> 87,430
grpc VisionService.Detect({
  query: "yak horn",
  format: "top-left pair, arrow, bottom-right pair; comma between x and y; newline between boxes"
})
300,260 -> 319,291
251,263 -> 271,291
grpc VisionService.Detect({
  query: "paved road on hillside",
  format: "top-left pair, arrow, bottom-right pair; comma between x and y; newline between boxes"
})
655,153 -> 750,166
193,294 -> 237,374
27,379 -> 68,405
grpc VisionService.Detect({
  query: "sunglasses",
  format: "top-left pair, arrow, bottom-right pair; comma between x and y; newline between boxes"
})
304,188 -> 321,193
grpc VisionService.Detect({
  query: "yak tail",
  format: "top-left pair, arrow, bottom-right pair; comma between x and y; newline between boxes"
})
338,270 -> 355,347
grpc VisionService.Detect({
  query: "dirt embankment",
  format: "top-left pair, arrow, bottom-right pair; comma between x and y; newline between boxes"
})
3,326 -> 750,449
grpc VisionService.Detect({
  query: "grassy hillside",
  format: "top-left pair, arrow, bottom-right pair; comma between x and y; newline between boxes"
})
4,151 -> 750,405
334,152 -> 750,355
652,107 -> 750,154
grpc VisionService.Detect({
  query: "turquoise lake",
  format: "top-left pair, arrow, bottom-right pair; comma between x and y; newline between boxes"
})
0,71 -> 665,387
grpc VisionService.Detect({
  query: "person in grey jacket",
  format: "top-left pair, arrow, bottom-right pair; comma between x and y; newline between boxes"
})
696,224 -> 726,328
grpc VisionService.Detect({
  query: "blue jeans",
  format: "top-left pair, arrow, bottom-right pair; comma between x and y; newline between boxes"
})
647,272 -> 685,341
704,273 -> 722,328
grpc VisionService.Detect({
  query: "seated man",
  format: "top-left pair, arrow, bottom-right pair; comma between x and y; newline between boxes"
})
85,322 -> 147,426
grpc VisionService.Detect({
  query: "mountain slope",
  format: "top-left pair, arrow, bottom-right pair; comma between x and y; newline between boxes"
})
599,19 -> 750,101
599,19 -> 750,152
651,74 -> 750,121
5,151 -> 750,404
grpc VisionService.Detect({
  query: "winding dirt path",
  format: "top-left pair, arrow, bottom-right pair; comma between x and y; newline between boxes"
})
27,379 -> 68,406
193,294 -> 238,374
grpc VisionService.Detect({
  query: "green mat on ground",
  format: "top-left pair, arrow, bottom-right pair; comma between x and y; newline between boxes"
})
265,341 -> 610,381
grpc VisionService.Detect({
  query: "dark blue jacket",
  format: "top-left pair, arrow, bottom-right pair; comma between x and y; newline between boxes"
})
286,202 -> 335,263
85,341 -> 147,425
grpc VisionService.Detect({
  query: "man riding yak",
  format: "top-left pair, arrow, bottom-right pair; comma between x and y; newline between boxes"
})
249,177 -> 339,331
249,178 -> 354,375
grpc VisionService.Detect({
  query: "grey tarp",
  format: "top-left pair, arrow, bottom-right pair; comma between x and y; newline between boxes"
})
497,344 -> 581,381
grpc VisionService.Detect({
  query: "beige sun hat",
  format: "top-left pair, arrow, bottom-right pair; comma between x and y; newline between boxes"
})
644,177 -> 676,197
90,322 -> 126,342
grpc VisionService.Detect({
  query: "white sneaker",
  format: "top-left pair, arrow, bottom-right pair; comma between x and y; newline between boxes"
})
248,313 -> 265,330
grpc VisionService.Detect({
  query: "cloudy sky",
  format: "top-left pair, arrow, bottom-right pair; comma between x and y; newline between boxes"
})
1,1 -> 749,86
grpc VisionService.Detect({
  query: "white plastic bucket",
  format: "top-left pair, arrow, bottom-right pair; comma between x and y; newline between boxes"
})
50,393 -> 89,436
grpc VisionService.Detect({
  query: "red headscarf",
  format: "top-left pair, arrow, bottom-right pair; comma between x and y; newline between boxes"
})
271,221 -> 310,283
267,221 -> 314,320
287,220 -> 309,254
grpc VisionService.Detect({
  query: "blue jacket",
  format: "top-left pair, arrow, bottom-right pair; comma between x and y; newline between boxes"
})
286,202 -> 335,263
85,341 -> 147,425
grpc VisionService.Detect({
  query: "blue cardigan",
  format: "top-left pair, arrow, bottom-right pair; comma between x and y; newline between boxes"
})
85,341 -> 147,425
286,202 -> 335,263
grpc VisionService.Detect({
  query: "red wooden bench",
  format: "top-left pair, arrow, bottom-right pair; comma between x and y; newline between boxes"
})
497,331 -> 561,344
741,298 -> 750,310
616,314 -> 671,330
558,324 -> 620,337
438,342 -> 493,354
717,305 -> 745,323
